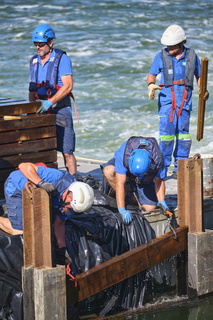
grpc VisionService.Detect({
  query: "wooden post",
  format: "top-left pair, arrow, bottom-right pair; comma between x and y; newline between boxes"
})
178,155 -> 203,232
22,186 -> 67,320
197,57 -> 208,141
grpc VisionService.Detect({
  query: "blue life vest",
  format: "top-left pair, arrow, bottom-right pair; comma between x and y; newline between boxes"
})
123,136 -> 162,184
29,48 -> 66,92
162,47 -> 196,88
161,47 -> 196,121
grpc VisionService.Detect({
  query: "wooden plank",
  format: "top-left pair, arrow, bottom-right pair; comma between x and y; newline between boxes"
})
0,101 -> 41,116
178,157 -> 203,232
197,58 -> 208,141
67,226 -> 188,305
23,188 -> 35,267
32,188 -> 52,268
0,126 -> 56,144
0,150 -> 57,168
0,114 -> 56,132
0,137 -> 57,157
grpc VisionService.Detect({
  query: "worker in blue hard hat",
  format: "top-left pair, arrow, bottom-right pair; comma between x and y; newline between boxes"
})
29,24 -> 77,175
103,136 -> 170,224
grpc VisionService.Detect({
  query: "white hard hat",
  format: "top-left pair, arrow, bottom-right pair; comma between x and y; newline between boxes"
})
68,181 -> 94,213
161,25 -> 186,46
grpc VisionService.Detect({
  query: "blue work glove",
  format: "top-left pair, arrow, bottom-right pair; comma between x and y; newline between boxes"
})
118,208 -> 132,224
157,200 -> 171,215
36,100 -> 53,113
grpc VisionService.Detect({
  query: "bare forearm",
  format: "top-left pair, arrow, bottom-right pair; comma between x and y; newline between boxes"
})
147,74 -> 157,85
18,162 -> 42,185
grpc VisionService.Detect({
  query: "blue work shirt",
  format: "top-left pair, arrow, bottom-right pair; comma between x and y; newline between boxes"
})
114,142 -> 128,175
5,166 -> 64,197
149,47 -> 200,111
34,50 -> 73,96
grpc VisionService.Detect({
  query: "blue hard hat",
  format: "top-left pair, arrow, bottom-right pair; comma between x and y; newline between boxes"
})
128,149 -> 151,179
32,24 -> 55,42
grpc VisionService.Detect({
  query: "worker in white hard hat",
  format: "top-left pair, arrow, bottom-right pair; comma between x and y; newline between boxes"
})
0,162 -> 94,264
147,25 -> 208,179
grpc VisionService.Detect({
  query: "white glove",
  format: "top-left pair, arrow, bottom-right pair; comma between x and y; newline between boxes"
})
148,83 -> 162,100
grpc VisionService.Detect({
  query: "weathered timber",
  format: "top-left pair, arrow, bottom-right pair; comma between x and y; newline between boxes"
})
0,126 -> 56,144
67,226 -> 188,305
178,156 -> 203,232
0,99 -> 58,196
188,231 -> 213,297
33,266 -> 66,320
22,266 -> 35,320
0,150 -> 57,168
197,58 -> 208,141
0,137 -> 57,157
0,100 -> 41,115
22,185 -> 66,320
23,188 -> 35,267
23,265 -> 67,320
0,114 -> 55,132
33,188 -> 52,268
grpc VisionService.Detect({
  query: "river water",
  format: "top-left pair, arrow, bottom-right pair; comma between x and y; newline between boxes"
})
0,0 -> 213,318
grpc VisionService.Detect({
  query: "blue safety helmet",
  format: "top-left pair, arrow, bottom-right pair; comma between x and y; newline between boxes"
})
128,149 -> 151,179
32,24 -> 55,42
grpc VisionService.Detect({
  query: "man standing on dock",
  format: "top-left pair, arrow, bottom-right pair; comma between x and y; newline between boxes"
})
147,25 -> 205,179
29,24 -> 77,175
103,136 -> 170,224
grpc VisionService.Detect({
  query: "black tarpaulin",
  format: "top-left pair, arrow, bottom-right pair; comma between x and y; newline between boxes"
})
0,189 -> 158,319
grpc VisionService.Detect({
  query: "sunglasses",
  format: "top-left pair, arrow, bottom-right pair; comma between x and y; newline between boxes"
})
34,42 -> 47,47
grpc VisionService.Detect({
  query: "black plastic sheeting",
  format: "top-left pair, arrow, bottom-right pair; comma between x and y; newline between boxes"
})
0,235 -> 23,320
0,189 -> 172,319
65,190 -> 157,318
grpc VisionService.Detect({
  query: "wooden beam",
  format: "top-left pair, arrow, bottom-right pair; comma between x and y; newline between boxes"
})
0,137 -> 57,157
0,101 -> 41,116
32,188 -> 52,268
0,150 -> 57,168
23,188 -> 35,267
33,266 -> 67,320
67,226 -> 188,305
178,156 -> 203,232
0,114 -> 56,132
0,126 -> 56,144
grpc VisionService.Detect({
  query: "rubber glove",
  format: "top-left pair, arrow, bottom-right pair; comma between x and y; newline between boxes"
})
197,88 -> 209,101
37,179 -> 56,192
118,208 -> 132,224
148,83 -> 162,100
36,100 -> 53,113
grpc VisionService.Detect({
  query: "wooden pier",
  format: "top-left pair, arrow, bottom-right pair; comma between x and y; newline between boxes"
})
1,99 -> 213,318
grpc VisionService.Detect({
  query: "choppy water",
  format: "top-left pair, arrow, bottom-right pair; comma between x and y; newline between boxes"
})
0,0 -> 213,162
0,1 -> 213,317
